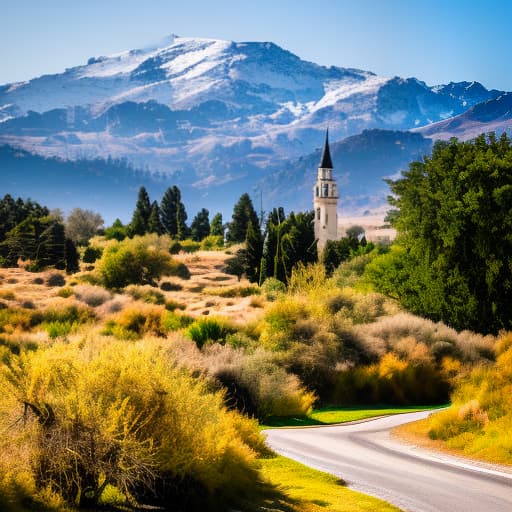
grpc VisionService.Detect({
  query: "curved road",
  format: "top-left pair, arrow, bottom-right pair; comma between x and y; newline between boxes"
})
263,411 -> 512,512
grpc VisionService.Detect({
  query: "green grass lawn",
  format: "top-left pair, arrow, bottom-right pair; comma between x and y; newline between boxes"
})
258,455 -> 401,512
262,404 -> 446,428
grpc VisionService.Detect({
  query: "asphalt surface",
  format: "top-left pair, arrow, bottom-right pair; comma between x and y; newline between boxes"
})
263,410 -> 512,512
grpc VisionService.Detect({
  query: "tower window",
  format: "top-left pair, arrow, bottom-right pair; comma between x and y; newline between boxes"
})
323,184 -> 329,196
316,186 -> 319,197
325,213 -> 329,224
316,208 -> 321,220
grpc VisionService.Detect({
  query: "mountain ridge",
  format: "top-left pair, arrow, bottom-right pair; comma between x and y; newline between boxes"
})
0,35 -> 510,218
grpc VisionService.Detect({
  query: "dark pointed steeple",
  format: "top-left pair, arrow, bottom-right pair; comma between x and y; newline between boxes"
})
319,129 -> 333,169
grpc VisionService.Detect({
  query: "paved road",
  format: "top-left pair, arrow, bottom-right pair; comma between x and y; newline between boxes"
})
263,411 -> 512,512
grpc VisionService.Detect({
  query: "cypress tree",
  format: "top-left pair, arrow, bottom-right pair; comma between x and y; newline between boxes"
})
148,201 -> 164,235
191,208 -> 210,241
161,186 -> 178,236
228,193 -> 260,243
244,220 -> 263,283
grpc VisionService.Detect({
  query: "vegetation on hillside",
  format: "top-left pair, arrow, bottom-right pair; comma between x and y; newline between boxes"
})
1,131 -> 511,509
422,333 -> 512,464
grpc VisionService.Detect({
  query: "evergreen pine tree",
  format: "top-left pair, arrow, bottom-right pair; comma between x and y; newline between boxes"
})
191,208 -> 210,241
148,201 -> 164,235
130,187 -> 151,236
227,193 -> 260,243
160,186 -> 178,236
210,213 -> 224,237
244,220 -> 263,283
39,221 -> 66,269
176,199 -> 188,241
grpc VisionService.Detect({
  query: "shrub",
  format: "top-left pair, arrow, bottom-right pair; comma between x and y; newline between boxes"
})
160,280 -> 183,291
44,320 -> 75,339
96,235 -> 188,288
203,285 -> 260,298
56,287 -> 73,298
82,246 -> 102,263
73,284 -> 112,307
200,234 -> 224,250
260,277 -> 286,301
187,317 -> 237,348
204,345 -> 316,419
125,284 -> 166,305
0,338 -> 264,508
45,272 -> 65,287
0,290 -> 15,301
179,239 -> 201,253
106,304 -> 167,338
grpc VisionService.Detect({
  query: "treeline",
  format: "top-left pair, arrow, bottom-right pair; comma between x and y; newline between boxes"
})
0,195 -> 79,272
107,185 -> 224,243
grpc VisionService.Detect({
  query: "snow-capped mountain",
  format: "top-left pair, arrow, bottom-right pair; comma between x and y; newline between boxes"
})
0,35 -> 509,219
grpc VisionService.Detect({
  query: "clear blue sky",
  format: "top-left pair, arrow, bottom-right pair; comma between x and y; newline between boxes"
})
2,0 -> 511,90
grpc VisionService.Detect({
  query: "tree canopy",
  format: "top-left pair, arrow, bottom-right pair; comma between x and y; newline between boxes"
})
369,133 -> 512,333
227,193 -> 260,243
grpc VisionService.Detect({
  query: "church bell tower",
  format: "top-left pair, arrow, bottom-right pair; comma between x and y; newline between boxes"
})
314,130 -> 338,250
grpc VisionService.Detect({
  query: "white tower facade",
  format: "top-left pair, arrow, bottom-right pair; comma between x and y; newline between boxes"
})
314,130 -> 338,250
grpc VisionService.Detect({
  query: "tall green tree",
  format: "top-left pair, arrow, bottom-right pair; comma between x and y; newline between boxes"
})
39,220 -> 66,270
148,201 -> 164,235
160,185 -> 188,239
160,186 -> 178,236
190,208 -> 210,241
372,133 -> 512,333
130,187 -> 151,236
244,220 -> 263,283
210,213 -> 224,237
261,209 -> 316,283
227,193 -> 260,243
176,200 -> 188,241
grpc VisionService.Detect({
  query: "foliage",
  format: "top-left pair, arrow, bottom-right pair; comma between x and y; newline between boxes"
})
73,284 -> 112,307
160,185 -> 188,239
0,194 -> 49,243
200,234 -> 224,250
103,218 -> 128,241
190,208 -> 210,241
203,285 -> 260,298
147,200 -> 164,235
64,208 -> 104,245
187,317 -> 237,348
261,277 -> 287,301
245,221 -> 263,283
82,245 -> 102,263
129,186 -> 151,236
322,237 -> 373,276
0,215 -> 78,273
227,193 -> 260,243
210,212 -> 224,237
375,133 -> 512,333
261,209 -> 317,284
0,338 -> 265,508
423,333 -> 512,464
96,235 -> 185,288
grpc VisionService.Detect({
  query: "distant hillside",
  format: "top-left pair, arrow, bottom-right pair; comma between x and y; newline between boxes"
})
260,129 -> 433,214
